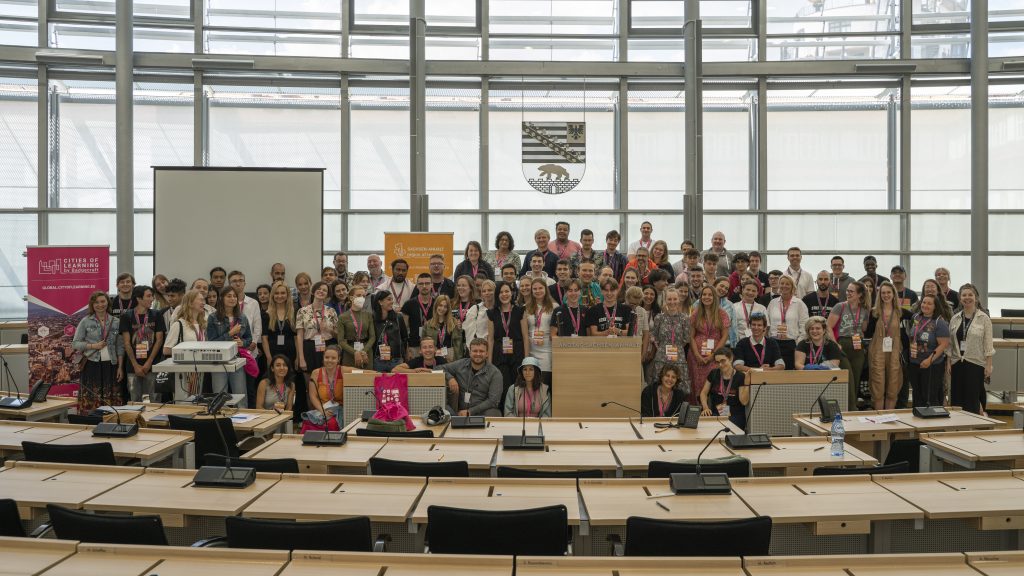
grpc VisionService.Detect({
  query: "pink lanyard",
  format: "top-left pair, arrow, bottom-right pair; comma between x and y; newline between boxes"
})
751,339 -> 766,365
719,373 -> 733,396
438,324 -> 447,347
500,307 -> 512,335
458,302 -> 468,322
567,306 -> 581,335
808,342 -> 824,364
742,302 -> 752,325
604,305 -> 618,330
846,302 -> 862,335
391,282 -> 406,302
523,387 -> 537,416
780,298 -> 791,326
535,309 -> 544,333
658,393 -> 669,417
912,315 -> 930,344
418,297 -> 431,321
350,311 -> 362,339
135,312 -> 147,340
95,314 -> 109,342
470,262 -> 479,278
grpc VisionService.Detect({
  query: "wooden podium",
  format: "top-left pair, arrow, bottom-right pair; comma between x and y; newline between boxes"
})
551,336 -> 643,418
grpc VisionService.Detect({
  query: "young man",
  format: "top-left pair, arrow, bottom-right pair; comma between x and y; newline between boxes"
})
392,336 -> 447,373
702,253 -> 719,283
524,254 -> 556,286
602,230 -> 628,280
829,256 -> 853,299
229,270 -> 263,407
732,313 -> 786,373
860,255 -> 890,292
367,254 -> 389,293
209,267 -> 227,293
549,260 -> 572,304
803,270 -> 839,319
688,267 -> 705,305
728,252 -> 755,301
161,278 -> 187,331
748,250 -> 770,292
732,280 -> 768,339
548,221 -> 582,260
119,285 -> 166,402
700,230 -> 733,278
890,265 -> 919,311
428,254 -> 456,298
270,262 -> 286,284
442,338 -> 503,417
586,280 -> 635,336
569,228 -> 601,277
784,247 -> 815,298
598,266 -> 615,287
380,259 -> 415,308
401,273 -> 435,360
671,242 -> 690,278
321,266 -> 337,285
500,263 -> 520,302
519,229 -> 559,278
627,221 -> 655,256
333,252 -> 351,285
578,260 -> 603,307
757,270 -> 783,307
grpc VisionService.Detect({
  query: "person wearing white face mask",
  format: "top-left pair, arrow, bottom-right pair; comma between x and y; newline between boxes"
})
337,286 -> 375,369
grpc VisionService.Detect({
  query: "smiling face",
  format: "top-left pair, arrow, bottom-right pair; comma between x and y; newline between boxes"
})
808,322 -> 824,341
272,284 -> 289,304
530,281 -> 547,301
711,232 -> 725,250
700,286 -> 715,307
334,282 -> 349,303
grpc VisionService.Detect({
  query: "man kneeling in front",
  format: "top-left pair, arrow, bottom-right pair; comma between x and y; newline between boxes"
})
442,338 -> 503,417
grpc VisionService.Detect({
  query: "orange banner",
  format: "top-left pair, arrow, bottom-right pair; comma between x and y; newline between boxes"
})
384,232 -> 454,279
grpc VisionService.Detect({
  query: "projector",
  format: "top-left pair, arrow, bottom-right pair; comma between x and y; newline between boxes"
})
172,341 -> 237,363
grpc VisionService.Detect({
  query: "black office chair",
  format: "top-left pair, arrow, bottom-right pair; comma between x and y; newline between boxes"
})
0,499 -> 26,537
813,461 -> 910,476
369,457 -> 469,478
1001,309 -> 1024,318
647,457 -> 751,479
67,414 -> 103,425
615,516 -> 772,557
885,439 -> 922,473
202,453 -> 299,474
426,504 -> 569,555
356,428 -> 435,438
45,504 -> 168,546
496,466 -> 603,479
168,415 -> 244,467
1003,329 -> 1024,339
21,441 -> 117,466
193,515 -> 388,551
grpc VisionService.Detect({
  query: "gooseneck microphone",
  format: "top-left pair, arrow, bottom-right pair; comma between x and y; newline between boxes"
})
601,400 -> 643,426
808,375 -> 839,422
670,427 -> 734,494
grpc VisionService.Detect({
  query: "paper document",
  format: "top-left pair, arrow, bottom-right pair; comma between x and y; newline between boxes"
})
95,405 -> 145,413
859,414 -> 900,424
229,413 -> 260,423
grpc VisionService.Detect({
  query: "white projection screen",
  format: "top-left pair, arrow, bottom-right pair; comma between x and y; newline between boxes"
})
154,167 -> 323,287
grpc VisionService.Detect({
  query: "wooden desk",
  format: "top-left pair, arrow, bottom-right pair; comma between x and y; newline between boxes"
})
745,369 -> 848,436
45,426 -> 194,468
410,477 -> 582,525
0,421 -> 81,459
279,551 -> 512,576
39,544 -> 288,576
241,473 -> 424,523
343,415 -> 449,438
611,439 -> 737,474
371,437 -> 498,473
579,477 -> 755,526
517,556 -> 745,576
632,416 -> 741,440
0,536 -> 77,576
730,475 -> 924,536
889,409 -> 1004,434
242,434 -> 386,474
966,551 -> 1024,576
443,417 -> 641,441
0,461 -> 142,520
136,403 -> 292,438
0,395 -> 75,423
744,553 -> 978,576
920,429 -> 1024,472
494,440 -> 619,476
82,467 -> 279,530
874,470 -> 1024,529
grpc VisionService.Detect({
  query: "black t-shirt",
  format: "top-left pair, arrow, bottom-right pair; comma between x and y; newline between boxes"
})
802,292 -> 839,319
432,278 -> 455,299
895,287 -> 919,311
374,311 -> 408,359
262,312 -> 298,357
552,305 -> 588,337
706,368 -> 746,407
733,336 -> 784,369
756,292 -> 779,308
406,355 -> 447,370
118,309 -> 166,363
548,283 -> 569,305
584,303 -> 635,334
401,296 -> 435,347
795,339 -> 843,365
488,305 -> 525,365
109,294 -> 137,319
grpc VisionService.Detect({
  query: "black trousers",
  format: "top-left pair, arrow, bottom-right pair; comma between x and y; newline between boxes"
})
777,339 -> 796,371
950,360 -> 985,415
907,362 -> 944,407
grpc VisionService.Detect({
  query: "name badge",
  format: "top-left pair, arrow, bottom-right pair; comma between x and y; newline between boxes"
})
665,345 -> 679,362
959,340 -> 966,353
502,337 -> 513,354
439,346 -> 449,358
533,329 -> 544,346
718,403 -> 731,418
314,334 -> 325,352
852,334 -> 862,350
135,340 -> 149,360
463,391 -> 471,404
277,334 -> 285,347
379,344 -> 391,361
910,343 -> 919,358
353,342 -> 364,352
777,324 -> 788,337
418,327 -> 424,338
882,336 -> 893,353
99,346 -> 111,362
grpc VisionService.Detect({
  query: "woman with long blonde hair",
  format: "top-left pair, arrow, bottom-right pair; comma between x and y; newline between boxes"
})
521,278 -> 557,385
687,285 -> 730,404
424,295 -> 463,362
867,281 -> 904,409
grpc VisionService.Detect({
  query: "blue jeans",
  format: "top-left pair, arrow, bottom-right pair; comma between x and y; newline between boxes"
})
211,368 -> 247,404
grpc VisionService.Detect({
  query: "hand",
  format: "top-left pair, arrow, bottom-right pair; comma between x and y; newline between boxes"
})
116,366 -> 124,381
274,402 -> 285,411
233,337 -> 243,347
921,357 -> 932,369
92,342 -> 105,351
133,365 -> 145,378
984,364 -> 993,379
298,359 -> 307,372
701,407 -> 712,417
447,378 -> 459,394
229,324 -> 241,336
458,410 -> 469,417
248,342 -> 257,352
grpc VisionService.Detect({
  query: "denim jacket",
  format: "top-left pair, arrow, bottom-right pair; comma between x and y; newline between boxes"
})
206,313 -> 252,349
72,314 -> 124,364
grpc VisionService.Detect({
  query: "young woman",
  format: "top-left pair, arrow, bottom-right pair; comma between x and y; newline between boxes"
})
255,284 -> 272,314
641,285 -> 661,323
296,281 -> 338,380
650,240 -> 675,277
256,354 -> 295,413
120,286 -> 165,402
503,356 -> 551,417
453,241 -> 495,282
906,294 -> 951,407
308,345 -> 348,426
732,280 -> 767,340
337,286 -> 375,369
454,275 -> 488,351
552,279 -> 587,338
487,281 -> 525,407
206,286 -> 251,400
618,269 -> 641,303
916,279 -> 953,321
867,282 -> 905,409
948,284 -> 994,414
351,271 -> 371,294
205,288 -> 219,309
484,231 -> 521,281
794,316 -> 843,370
699,348 -> 749,430
329,281 -> 349,316
163,290 -> 209,399
261,282 -> 298,367
294,272 -> 313,310
72,291 -> 124,413
424,295 -> 463,362
767,276 -> 808,370
151,274 -> 169,310
641,364 -> 687,418
713,277 -> 738,347
372,291 -> 408,373
521,278 -> 557,385
827,280 -> 869,409
479,279 -> 496,311
688,285 -> 730,404
649,288 -> 691,394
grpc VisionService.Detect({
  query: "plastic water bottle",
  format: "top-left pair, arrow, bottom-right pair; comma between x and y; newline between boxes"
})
830,412 -> 845,457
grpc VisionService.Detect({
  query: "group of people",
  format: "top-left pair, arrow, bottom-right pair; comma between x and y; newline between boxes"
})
70,221 -> 995,428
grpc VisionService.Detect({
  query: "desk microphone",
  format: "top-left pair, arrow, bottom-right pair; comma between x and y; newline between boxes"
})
192,410 -> 255,489
724,378 -> 772,449
670,427 -> 733,495
361,388 -> 380,421
91,388 -> 139,438
302,372 -> 347,446
0,350 -> 24,408
808,375 -> 839,423
601,400 -> 643,426
503,388 -> 548,450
